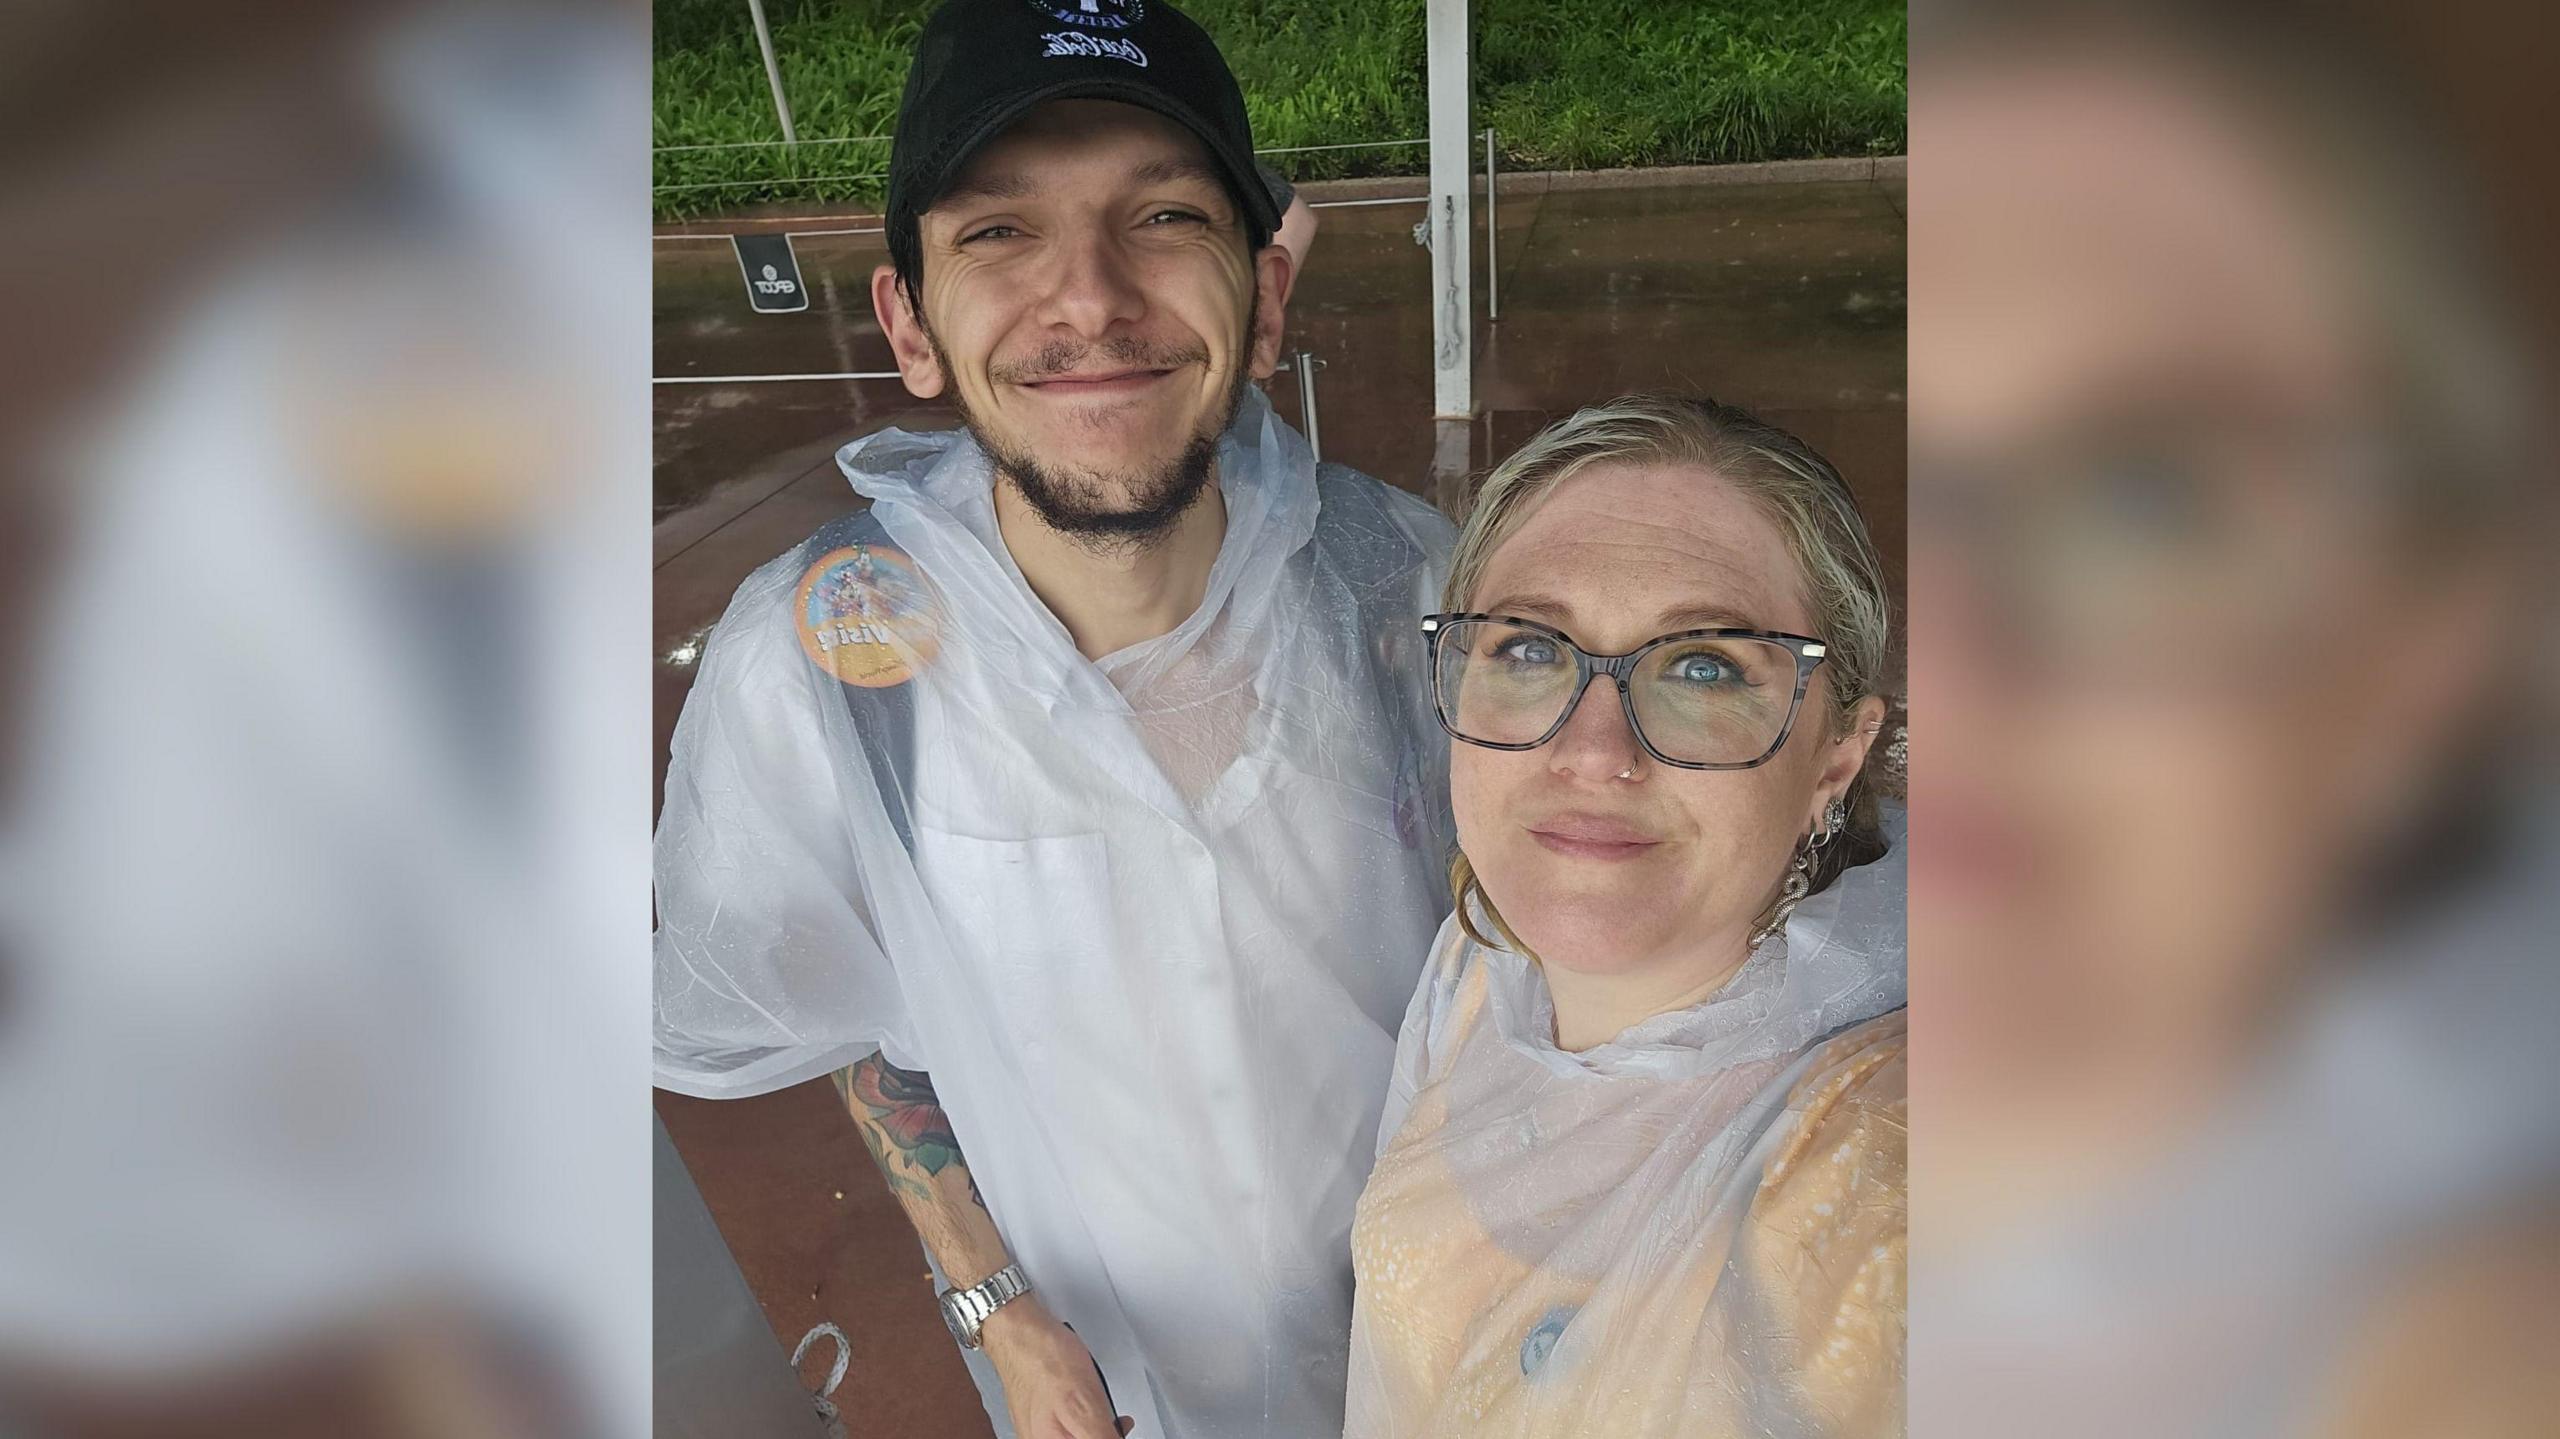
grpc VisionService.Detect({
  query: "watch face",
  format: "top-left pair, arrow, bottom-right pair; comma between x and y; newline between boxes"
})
940,1291 -> 977,1346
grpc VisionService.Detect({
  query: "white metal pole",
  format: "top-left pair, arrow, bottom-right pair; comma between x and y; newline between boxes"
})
1484,127 -> 1500,322
1292,350 -> 1325,461
746,0 -> 799,146
1426,0 -> 1473,419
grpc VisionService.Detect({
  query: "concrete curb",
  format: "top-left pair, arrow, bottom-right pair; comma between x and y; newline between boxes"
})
654,155 -> 1907,236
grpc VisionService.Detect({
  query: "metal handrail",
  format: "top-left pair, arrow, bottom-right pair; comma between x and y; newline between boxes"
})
1270,350 -> 1327,461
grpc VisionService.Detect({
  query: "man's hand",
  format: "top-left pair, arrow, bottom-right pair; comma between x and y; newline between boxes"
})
981,1298 -> 1133,1439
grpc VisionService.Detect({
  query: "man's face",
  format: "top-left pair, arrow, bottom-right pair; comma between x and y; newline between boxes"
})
873,99 -> 1289,544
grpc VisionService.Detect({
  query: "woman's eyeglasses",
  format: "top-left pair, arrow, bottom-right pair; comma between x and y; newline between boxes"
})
1421,613 -> 1829,770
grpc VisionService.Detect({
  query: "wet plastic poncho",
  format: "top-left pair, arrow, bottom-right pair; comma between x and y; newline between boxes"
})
1347,811 -> 1909,1438
654,387 -> 1457,1439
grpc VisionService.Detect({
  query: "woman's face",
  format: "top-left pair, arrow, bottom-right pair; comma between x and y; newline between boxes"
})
1451,459 -> 1882,978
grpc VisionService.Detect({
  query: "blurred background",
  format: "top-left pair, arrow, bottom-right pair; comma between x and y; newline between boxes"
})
1908,2 -> 2558,1435
0,1 -> 649,1435
4,0 -> 2552,1434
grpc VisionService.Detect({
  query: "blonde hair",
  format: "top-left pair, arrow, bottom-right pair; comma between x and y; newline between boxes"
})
1444,394 -> 1894,952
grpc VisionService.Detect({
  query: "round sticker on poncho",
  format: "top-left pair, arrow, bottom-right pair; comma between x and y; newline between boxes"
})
1519,1305 -> 1576,1378
795,543 -> 942,688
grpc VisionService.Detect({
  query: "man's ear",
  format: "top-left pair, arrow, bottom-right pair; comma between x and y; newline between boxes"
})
870,264 -> 945,399
1246,244 -> 1294,382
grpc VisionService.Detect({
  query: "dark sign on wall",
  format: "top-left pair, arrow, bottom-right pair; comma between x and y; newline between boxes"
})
732,234 -> 808,314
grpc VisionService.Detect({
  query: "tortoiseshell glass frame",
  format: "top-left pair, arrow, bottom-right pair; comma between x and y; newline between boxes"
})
1420,612 -> 1830,771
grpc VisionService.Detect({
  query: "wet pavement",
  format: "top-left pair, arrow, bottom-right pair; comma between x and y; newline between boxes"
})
653,168 -> 1905,1437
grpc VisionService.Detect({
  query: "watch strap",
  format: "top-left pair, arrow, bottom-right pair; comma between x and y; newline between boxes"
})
940,1262 -> 1031,1349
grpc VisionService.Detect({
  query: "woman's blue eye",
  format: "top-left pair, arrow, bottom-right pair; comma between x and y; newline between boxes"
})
1490,636 -> 1563,666
1670,654 -> 1736,685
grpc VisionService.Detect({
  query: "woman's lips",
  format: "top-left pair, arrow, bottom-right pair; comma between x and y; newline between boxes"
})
1527,815 -> 1663,861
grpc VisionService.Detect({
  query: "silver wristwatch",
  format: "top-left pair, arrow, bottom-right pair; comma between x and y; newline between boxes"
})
938,1263 -> 1032,1350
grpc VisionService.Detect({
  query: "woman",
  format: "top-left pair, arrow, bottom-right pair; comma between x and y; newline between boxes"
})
1345,396 -> 1906,1437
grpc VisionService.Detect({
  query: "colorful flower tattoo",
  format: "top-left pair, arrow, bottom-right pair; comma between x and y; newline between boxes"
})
836,1053 -> 984,1210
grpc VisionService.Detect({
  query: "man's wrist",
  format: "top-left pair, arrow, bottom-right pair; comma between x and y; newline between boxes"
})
975,1292 -> 1047,1356
939,1261 -> 1033,1349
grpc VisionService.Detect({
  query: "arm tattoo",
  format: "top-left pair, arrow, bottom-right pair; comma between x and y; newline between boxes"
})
837,1053 -> 987,1211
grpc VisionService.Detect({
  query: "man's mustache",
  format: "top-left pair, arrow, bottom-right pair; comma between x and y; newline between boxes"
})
989,336 -> 1210,384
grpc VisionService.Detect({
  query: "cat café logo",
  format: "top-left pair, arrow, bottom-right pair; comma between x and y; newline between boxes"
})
752,263 -> 797,298
1026,0 -> 1143,30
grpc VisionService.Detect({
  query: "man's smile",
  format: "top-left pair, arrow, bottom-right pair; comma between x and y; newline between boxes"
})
1018,367 -> 1178,399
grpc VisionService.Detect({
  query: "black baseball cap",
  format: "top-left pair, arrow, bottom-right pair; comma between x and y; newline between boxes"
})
886,0 -> 1282,265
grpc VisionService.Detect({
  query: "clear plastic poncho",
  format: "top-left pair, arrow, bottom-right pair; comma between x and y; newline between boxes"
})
1347,811 -> 1909,1438
655,387 -> 1457,1439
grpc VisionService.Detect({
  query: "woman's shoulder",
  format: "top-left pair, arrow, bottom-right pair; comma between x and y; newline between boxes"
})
1741,1009 -> 1907,1430
1791,1009 -> 1906,1113
1372,913 -> 1497,1159
1403,912 -> 1496,1057
1761,1009 -> 1907,1199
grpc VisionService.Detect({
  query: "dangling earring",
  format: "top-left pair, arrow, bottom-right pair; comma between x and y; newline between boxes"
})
1750,796 -> 1845,951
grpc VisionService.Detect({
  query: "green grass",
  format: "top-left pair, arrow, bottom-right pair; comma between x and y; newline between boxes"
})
653,0 -> 1905,219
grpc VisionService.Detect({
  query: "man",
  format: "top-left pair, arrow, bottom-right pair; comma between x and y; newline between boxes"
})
653,3 -> 1456,1436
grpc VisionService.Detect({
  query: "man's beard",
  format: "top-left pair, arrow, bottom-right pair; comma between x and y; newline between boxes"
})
930,306 -> 1255,555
